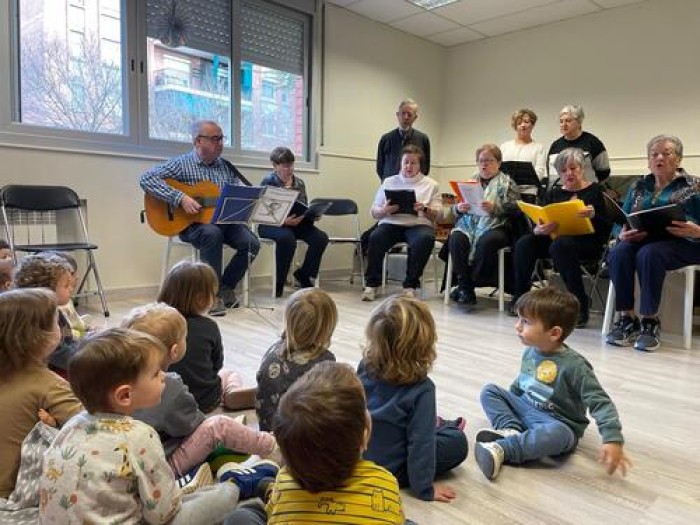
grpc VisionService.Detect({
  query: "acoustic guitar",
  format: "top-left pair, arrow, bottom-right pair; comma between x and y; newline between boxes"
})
144,179 -> 221,236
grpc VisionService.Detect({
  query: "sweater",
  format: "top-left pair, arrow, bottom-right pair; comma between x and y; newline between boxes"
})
372,173 -> 441,228
510,345 -> 624,443
357,360 -> 436,501
547,131 -> 610,183
376,127 -> 431,180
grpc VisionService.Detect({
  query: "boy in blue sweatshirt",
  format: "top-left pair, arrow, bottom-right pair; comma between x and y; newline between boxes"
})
476,286 -> 631,480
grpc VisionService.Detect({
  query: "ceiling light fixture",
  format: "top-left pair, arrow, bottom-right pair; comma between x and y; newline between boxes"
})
407,0 -> 459,10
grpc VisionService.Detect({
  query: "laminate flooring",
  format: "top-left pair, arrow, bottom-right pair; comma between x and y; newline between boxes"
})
91,281 -> 700,525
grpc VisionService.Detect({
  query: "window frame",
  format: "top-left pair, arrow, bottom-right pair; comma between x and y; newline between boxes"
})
0,0 -> 317,165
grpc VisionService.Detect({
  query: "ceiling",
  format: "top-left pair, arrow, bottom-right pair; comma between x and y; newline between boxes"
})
325,0 -> 647,47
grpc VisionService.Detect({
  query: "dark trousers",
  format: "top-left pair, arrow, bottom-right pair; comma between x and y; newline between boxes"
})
180,223 -> 260,290
258,222 -> 329,293
607,238 -> 700,316
513,233 -> 602,314
395,422 -> 468,488
448,228 -> 510,291
365,223 -> 435,289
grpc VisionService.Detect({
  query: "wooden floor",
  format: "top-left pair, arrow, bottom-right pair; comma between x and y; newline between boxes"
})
93,280 -> 700,525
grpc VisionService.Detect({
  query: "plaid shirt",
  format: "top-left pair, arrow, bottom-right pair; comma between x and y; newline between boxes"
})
140,149 -> 242,207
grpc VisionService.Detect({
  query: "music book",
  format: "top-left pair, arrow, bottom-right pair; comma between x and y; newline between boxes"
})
288,200 -> 334,224
449,180 -> 487,217
517,199 -> 594,238
384,189 -> 417,215
601,192 -> 686,238
211,184 -> 299,226
500,161 -> 541,187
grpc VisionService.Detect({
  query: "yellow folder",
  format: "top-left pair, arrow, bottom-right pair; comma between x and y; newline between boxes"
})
517,199 -> 594,239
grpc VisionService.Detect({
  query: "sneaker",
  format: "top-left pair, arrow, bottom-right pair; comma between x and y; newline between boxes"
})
362,286 -> 377,301
454,287 -> 476,305
475,427 -> 521,443
605,314 -> 640,347
220,287 -> 240,309
403,288 -> 417,298
208,297 -> 227,317
217,460 -> 279,500
634,317 -> 660,352
177,463 -> 214,495
475,441 -> 505,481
293,269 -> 313,289
506,300 -> 518,317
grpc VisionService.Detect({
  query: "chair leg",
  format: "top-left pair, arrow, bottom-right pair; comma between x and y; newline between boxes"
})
87,251 -> 109,317
357,244 -> 365,286
498,248 -> 507,312
683,266 -> 695,350
161,238 -> 173,284
602,283 -> 616,335
444,256 -> 453,305
433,247 -> 440,295
271,243 -> 277,299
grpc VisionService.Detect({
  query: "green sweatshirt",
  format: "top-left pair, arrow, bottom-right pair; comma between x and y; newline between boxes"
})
510,345 -> 623,443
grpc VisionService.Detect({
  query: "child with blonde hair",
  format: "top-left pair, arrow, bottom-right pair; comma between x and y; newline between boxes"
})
158,261 -> 256,412
255,288 -> 337,431
124,303 -> 279,476
13,253 -> 77,373
40,328 -> 270,524
0,288 -> 82,498
358,294 -> 468,502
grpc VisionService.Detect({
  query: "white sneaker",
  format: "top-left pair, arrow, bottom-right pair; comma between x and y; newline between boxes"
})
403,288 -> 416,298
362,287 -> 377,301
475,427 -> 521,443
475,441 -> 505,481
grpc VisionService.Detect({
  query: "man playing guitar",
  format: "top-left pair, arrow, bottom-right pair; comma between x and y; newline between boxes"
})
140,120 -> 259,316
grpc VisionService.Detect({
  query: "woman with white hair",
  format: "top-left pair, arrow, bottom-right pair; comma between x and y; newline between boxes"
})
547,105 -> 610,185
605,135 -> 700,352
510,148 -> 612,328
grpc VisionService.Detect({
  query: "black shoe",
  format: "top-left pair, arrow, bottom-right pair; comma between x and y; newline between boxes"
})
507,300 -> 518,317
274,284 -> 284,298
576,311 -> 589,329
634,318 -> 660,352
220,287 -> 239,309
293,269 -> 313,288
456,288 -> 477,305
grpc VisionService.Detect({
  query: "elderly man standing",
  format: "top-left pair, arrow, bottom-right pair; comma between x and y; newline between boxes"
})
376,99 -> 431,181
140,120 -> 259,316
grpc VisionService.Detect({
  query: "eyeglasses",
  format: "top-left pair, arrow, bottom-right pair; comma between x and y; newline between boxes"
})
198,134 -> 225,143
649,150 -> 676,158
478,158 -> 497,164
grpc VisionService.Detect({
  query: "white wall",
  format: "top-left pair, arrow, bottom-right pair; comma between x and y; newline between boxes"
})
440,0 -> 700,183
0,4 -> 445,292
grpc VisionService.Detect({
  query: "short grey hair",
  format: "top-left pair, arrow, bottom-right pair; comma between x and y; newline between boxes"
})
190,120 -> 220,140
553,147 -> 586,174
398,99 -> 419,113
646,134 -> 683,159
559,105 -> 585,123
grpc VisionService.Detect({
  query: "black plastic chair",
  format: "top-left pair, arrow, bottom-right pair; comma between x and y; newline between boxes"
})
309,198 -> 364,284
1,184 -> 109,316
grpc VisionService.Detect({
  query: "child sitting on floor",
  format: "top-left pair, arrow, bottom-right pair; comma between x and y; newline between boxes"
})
225,361 -> 410,525
255,287 -> 337,431
475,286 -> 632,480
0,288 -> 82,499
40,328 -> 272,524
358,294 -> 468,502
158,261 -> 256,412
13,253 -> 78,374
123,302 -> 280,476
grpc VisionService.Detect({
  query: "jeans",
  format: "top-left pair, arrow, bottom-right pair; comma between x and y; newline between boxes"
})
258,222 -> 329,290
365,223 -> 435,289
607,238 -> 700,315
180,223 -> 260,290
480,384 -> 577,464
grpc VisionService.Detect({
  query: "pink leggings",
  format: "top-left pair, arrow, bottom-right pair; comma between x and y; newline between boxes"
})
168,415 -> 276,476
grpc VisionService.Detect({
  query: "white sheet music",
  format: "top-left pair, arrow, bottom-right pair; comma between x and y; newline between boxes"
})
252,186 -> 299,226
456,181 -> 487,217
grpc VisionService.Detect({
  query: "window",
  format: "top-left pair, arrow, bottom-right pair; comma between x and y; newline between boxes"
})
1,0 -> 315,161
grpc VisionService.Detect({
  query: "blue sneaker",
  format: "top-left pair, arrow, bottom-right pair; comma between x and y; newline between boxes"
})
217,460 -> 279,500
